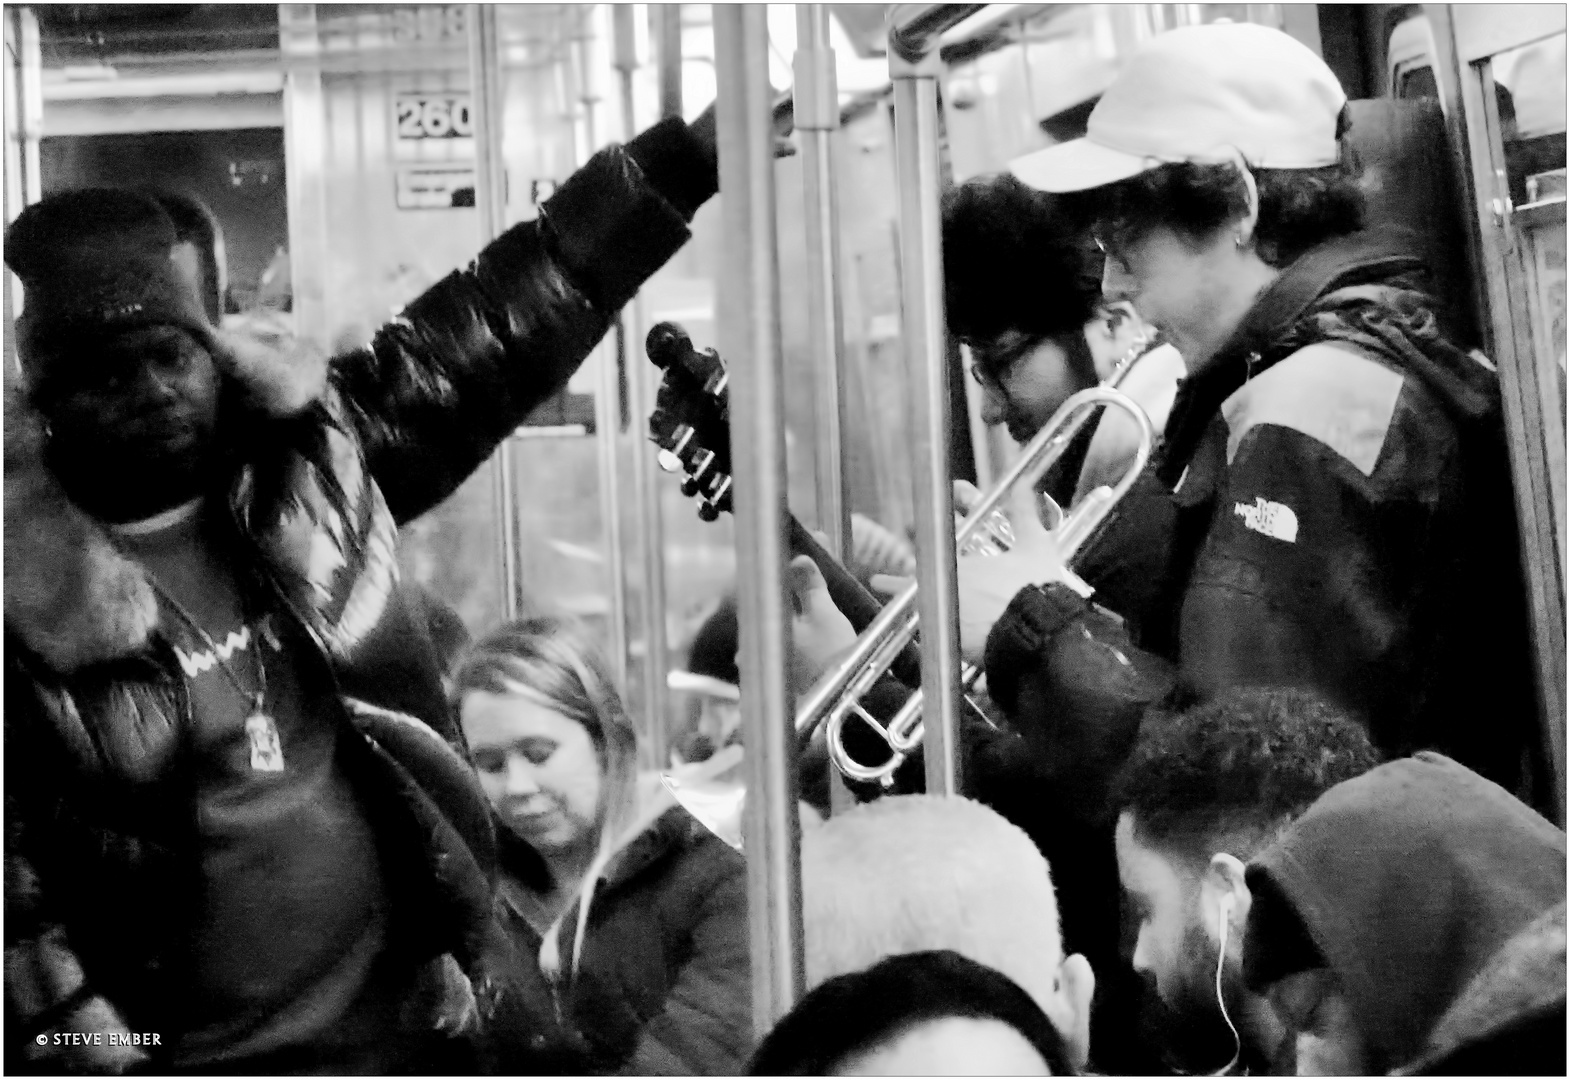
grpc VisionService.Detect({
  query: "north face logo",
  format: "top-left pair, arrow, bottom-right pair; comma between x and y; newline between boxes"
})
1234,497 -> 1298,543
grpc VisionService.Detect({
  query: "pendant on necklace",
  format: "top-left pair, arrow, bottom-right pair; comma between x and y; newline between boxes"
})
245,713 -> 285,772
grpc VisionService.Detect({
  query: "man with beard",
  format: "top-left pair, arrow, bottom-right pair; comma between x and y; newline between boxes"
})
1110,686 -> 1380,1073
941,172 -> 1183,509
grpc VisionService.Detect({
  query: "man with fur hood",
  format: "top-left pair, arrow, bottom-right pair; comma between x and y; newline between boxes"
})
4,109 -> 734,1073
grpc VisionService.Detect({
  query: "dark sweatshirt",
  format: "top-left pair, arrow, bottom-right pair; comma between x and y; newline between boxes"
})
1243,752 -> 1566,1074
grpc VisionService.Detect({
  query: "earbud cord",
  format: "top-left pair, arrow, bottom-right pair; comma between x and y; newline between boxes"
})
1210,907 -> 1243,1077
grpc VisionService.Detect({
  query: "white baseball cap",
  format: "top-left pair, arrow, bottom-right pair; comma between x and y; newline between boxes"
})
1010,23 -> 1348,194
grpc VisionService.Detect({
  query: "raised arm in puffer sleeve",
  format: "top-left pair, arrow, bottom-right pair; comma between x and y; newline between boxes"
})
330,117 -> 717,524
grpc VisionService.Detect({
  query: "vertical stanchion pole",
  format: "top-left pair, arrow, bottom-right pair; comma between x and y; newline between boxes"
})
714,4 -> 805,1034
279,4 -> 330,351
573,5 -> 630,688
889,17 -> 963,797
656,4 -> 684,120
468,4 -> 526,622
615,4 -> 670,770
794,5 -> 851,559
794,4 -> 856,815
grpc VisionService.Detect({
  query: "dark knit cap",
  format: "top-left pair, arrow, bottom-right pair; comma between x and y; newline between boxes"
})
687,595 -> 740,686
6,188 -> 216,383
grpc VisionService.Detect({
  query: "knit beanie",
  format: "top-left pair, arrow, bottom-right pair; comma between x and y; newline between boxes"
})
6,188 -> 217,388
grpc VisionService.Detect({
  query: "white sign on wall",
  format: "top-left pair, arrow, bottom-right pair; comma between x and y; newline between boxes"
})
395,94 -> 474,140
395,166 -> 475,210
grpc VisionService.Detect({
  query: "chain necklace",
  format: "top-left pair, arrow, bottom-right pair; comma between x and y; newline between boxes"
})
148,578 -> 285,773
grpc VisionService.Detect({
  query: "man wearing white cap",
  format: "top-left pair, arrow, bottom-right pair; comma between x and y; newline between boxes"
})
975,23 -> 1541,814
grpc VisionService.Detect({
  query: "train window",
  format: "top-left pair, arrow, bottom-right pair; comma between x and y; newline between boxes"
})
1494,33 -> 1568,206
1396,63 -> 1439,101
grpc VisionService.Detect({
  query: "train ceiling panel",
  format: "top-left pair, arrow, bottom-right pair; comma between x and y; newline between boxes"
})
37,4 -> 280,65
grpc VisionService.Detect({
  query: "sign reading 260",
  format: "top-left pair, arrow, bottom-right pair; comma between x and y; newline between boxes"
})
396,94 -> 474,140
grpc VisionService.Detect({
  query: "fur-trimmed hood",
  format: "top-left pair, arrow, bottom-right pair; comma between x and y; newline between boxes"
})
3,313 -> 328,675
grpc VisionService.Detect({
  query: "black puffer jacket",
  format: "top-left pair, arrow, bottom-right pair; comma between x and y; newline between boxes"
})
4,119 -> 714,1073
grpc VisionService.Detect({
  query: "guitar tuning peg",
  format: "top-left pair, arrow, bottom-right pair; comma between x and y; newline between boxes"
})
646,322 -> 691,370
680,475 -> 702,498
697,500 -> 720,523
708,475 -> 733,511
670,424 -> 695,458
690,448 -> 715,481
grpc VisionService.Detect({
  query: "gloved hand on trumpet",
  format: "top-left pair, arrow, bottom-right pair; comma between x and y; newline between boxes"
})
870,477 -> 1071,666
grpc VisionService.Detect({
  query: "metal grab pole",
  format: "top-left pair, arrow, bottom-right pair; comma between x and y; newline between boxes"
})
793,5 -> 856,815
714,5 -> 805,1033
888,10 -> 964,797
655,4 -> 683,120
573,5 -> 630,688
794,5 -> 851,562
614,4 -> 670,770
468,4 -> 526,622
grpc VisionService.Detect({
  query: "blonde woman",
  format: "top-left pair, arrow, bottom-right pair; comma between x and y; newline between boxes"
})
455,616 -> 751,1075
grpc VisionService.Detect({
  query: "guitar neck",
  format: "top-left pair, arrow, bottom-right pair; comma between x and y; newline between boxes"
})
786,515 -> 922,687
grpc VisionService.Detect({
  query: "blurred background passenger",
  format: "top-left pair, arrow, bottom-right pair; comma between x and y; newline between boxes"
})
748,950 -> 1073,1076
1110,686 -> 1382,1074
455,617 -> 752,1075
800,795 -> 1095,1073
1242,753 -> 1566,1076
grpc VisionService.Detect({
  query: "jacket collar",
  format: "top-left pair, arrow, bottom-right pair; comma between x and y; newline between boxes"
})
3,383 -> 161,674
1155,228 -> 1426,486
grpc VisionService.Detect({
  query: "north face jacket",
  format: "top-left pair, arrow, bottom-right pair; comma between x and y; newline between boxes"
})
985,228 -> 1543,807
4,118 -> 714,1073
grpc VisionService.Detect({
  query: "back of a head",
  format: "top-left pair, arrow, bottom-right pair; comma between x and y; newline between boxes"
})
1113,686 -> 1382,860
801,795 -> 1064,1014
749,950 -> 1072,1076
1244,752 -> 1568,1073
941,173 -> 1102,345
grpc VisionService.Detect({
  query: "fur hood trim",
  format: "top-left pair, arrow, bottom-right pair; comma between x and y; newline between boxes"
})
3,381 -> 158,673
213,311 -> 329,419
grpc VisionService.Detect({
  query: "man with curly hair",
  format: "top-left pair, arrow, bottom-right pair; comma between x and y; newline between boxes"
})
1111,686 -> 1381,1074
941,172 -> 1183,509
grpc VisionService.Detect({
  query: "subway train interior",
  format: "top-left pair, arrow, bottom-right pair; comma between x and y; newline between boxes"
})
2,2 -> 1566,1068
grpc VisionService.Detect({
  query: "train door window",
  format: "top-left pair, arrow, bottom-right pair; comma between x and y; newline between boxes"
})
1388,15 -> 1443,105
1450,10 -> 1567,817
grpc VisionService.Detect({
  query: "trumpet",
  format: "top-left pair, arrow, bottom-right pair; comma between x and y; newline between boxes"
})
802,384 -> 1156,786
662,374 -> 1157,848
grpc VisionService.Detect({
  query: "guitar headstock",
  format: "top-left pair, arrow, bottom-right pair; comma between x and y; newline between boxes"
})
647,322 -> 734,521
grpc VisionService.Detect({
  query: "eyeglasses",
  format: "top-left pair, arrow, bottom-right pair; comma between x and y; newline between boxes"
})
966,332 -> 1042,392
1092,222 -> 1139,278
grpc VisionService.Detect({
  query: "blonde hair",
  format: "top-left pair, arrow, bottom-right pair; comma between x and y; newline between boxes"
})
454,615 -> 640,975
800,795 -> 1066,1016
